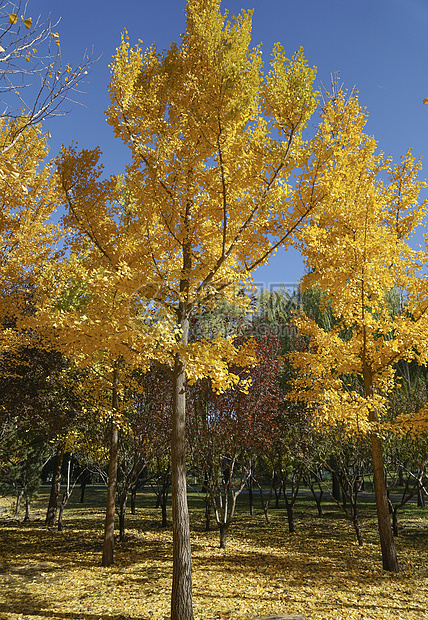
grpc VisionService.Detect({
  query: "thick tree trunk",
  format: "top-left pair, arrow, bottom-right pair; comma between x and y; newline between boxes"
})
45,443 -> 64,526
332,472 -> 341,501
102,365 -> 120,567
285,502 -> 295,533
171,333 -> 194,620
219,524 -> 227,549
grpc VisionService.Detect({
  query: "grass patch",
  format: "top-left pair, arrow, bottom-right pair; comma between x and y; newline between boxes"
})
0,487 -> 427,620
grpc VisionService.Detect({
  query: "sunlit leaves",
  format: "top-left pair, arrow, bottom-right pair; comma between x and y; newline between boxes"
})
289,92 -> 428,438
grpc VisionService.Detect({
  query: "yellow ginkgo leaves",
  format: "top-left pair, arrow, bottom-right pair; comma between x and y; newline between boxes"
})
8,14 -> 32,29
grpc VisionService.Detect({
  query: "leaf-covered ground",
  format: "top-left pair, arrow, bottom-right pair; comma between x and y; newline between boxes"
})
0,489 -> 427,620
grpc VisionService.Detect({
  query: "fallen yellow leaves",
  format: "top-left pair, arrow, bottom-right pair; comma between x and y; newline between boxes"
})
0,494 -> 427,620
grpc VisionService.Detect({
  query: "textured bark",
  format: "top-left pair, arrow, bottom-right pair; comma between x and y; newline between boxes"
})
171,316 -> 194,620
219,524 -> 227,549
102,365 -> 120,567
364,361 -> 399,572
370,432 -> 399,571
45,443 -> 64,526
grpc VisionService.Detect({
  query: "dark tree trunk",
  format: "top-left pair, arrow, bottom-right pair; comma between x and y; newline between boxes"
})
315,494 -> 323,518
305,472 -> 324,517
219,524 -> 227,549
248,473 -> 253,516
371,432 -> 399,571
205,494 -> 211,531
281,470 -> 302,534
417,480 -> 425,507
364,355 -> 399,572
119,490 -> 128,542
171,316 -> 194,620
58,456 -> 74,532
131,485 -> 137,515
254,474 -> 272,524
352,512 -> 363,546
274,486 -> 281,508
285,501 -> 295,533
102,365 -> 120,567
15,489 -> 23,515
45,444 -> 64,526
57,503 -> 65,531
24,495 -> 30,522
161,483 -> 169,527
332,468 -> 341,502
398,465 -> 404,487
392,506 -> 399,537
80,471 -> 91,503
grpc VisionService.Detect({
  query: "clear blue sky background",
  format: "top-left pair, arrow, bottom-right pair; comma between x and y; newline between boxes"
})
29,0 -> 428,289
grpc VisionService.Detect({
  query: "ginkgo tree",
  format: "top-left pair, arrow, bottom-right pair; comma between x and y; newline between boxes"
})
45,1 -> 322,617
289,91 -> 428,573
0,118 -> 61,357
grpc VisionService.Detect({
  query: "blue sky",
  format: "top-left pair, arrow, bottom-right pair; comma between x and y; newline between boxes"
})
29,0 -> 428,288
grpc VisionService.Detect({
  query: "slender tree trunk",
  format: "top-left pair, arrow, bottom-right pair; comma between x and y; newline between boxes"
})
392,506 -> 399,537
58,455 -> 74,531
24,495 -> 30,522
119,490 -> 128,542
45,443 -> 64,526
80,470 -> 91,503
274,485 -> 281,508
205,493 -> 211,531
15,489 -> 23,515
417,479 -> 425,507
80,481 -> 86,504
161,490 -> 168,528
171,315 -> 193,620
364,361 -> 399,572
102,365 -> 120,567
131,485 -> 137,515
248,471 -> 254,516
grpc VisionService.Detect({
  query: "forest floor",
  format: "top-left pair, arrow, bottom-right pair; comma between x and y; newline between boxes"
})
0,487 -> 427,620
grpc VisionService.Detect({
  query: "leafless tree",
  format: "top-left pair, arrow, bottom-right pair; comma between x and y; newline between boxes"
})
0,0 -> 93,155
